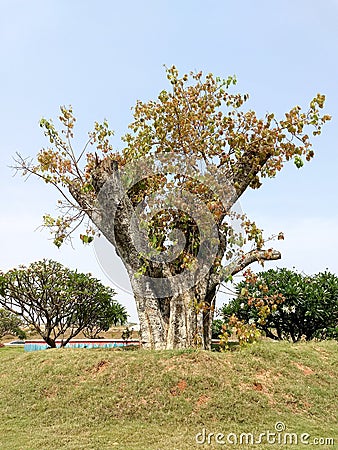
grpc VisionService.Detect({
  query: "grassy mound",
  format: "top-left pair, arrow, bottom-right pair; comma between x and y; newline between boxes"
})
0,341 -> 337,449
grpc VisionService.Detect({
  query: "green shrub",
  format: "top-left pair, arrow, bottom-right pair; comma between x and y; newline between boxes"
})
0,309 -> 26,340
222,268 -> 338,342
211,319 -> 223,339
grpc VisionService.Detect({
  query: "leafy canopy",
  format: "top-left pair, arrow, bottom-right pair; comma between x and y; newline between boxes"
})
15,67 -> 330,276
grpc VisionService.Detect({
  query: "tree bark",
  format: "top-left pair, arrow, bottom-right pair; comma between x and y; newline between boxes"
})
131,274 -> 216,350
43,334 -> 57,348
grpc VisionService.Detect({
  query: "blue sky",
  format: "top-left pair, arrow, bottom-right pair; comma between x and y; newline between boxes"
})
1,0 -> 337,322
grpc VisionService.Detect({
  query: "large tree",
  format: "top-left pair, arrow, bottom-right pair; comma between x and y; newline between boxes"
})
15,67 -> 330,350
0,259 -> 121,347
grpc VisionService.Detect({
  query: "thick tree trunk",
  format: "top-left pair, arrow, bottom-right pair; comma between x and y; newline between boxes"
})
43,335 -> 57,348
131,275 -> 216,350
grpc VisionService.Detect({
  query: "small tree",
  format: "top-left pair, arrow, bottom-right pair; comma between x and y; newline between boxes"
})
222,268 -> 338,342
82,301 -> 128,338
0,309 -> 26,340
0,259 -> 121,348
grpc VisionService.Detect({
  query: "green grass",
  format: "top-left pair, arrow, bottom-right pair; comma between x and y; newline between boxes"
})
0,341 -> 337,449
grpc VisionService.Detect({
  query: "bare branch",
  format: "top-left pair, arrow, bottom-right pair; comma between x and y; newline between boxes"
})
211,248 -> 281,288
229,248 -> 281,276
12,153 -> 78,209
